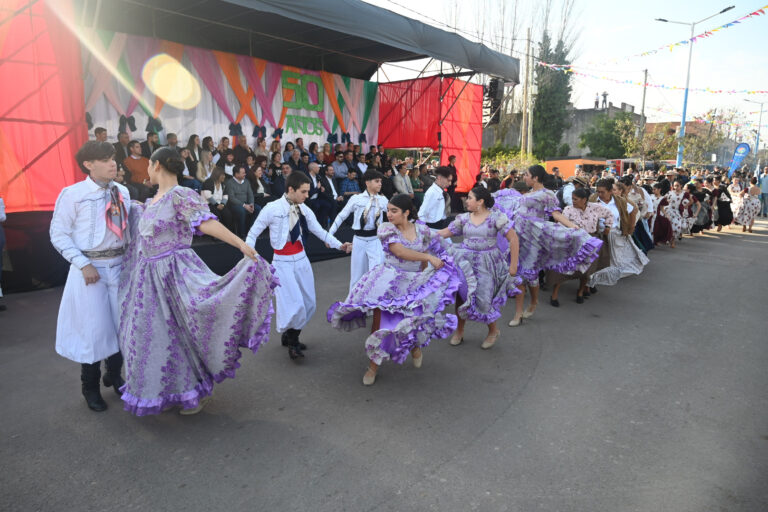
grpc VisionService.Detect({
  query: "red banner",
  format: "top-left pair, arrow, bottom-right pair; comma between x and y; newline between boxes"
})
377,76 -> 440,149
378,77 -> 482,193
439,80 -> 483,193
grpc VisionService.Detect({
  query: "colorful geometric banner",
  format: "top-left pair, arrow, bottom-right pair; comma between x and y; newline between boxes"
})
83,31 -> 378,145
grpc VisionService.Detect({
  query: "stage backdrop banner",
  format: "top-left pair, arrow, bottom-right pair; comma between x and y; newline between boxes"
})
439,79 -> 483,193
0,0 -> 87,213
379,77 -> 482,193
377,76 -> 441,149
84,31 -> 378,149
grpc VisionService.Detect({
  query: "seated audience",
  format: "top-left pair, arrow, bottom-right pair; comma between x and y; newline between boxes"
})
202,167 -> 234,231
225,165 -> 258,237
196,149 -> 216,182
178,147 -> 202,192
246,164 -> 273,207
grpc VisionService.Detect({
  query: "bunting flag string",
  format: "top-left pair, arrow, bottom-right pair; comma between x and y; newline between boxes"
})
647,106 -> 768,130
537,61 -> 768,95
604,4 -> 768,63
538,4 -> 767,68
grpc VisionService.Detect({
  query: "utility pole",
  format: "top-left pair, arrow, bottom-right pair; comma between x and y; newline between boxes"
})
655,6 -> 735,168
744,99 -> 764,175
526,37 -> 533,156
639,69 -> 648,170
520,28 -> 530,157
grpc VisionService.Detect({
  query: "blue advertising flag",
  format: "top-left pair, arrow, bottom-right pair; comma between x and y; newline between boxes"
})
728,143 -> 751,177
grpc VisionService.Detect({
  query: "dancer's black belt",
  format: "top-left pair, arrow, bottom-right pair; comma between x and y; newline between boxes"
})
426,219 -> 448,230
354,229 -> 378,237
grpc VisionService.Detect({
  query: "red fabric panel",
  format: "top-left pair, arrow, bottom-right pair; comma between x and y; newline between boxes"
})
377,76 -> 440,149
440,80 -> 483,193
0,0 -> 87,213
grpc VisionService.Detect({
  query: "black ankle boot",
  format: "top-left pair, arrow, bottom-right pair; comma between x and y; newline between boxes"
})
81,363 -> 107,412
284,329 -> 304,360
282,329 -> 306,350
293,329 -> 307,351
102,352 -> 125,396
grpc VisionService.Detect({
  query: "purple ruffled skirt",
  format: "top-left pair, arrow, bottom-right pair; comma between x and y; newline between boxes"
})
118,249 -> 278,416
497,215 -> 603,283
449,245 -> 522,323
327,259 -> 462,365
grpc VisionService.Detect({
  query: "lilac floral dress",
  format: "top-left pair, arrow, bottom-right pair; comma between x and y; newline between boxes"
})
118,187 -> 278,416
493,188 -> 602,284
446,211 -> 522,323
327,222 -> 462,365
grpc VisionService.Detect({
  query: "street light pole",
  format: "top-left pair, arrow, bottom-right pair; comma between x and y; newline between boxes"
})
656,6 -> 734,168
677,23 -> 695,168
745,99 -> 764,175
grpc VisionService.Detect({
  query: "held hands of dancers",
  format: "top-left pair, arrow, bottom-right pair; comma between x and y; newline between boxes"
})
340,242 -> 353,253
81,264 -> 100,285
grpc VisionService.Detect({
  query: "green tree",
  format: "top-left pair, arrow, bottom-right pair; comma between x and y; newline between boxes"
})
682,110 -> 729,164
579,112 -> 633,158
531,32 -> 572,159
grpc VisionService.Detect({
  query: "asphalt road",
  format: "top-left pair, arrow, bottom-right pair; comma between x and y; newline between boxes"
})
2,220 -> 767,512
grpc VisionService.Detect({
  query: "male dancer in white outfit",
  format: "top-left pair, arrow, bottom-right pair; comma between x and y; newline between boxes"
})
50,141 -> 131,411
246,172 -> 351,360
419,167 -> 452,230
328,169 -> 388,292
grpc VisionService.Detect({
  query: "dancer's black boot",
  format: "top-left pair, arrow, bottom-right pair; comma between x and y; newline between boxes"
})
285,329 -> 304,360
81,362 -> 107,412
294,329 -> 306,351
102,352 -> 125,396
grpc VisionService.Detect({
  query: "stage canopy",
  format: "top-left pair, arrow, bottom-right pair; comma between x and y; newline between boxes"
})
80,0 -> 520,82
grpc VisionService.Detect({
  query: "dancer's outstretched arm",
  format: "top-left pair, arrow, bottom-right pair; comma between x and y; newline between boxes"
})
199,219 -> 259,260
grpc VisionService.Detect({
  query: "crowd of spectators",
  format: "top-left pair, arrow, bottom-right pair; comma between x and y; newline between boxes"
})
105,124 -> 764,239
104,127 -> 460,238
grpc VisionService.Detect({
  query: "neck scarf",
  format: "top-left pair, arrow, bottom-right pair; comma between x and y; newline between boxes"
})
362,193 -> 381,229
103,182 -> 126,240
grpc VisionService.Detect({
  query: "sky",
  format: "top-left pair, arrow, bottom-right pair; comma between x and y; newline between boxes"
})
363,0 -> 768,145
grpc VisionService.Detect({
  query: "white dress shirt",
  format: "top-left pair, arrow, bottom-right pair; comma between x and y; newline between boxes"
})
419,182 -> 447,223
641,187 -> 654,218
50,177 -> 132,269
326,176 -> 339,198
598,196 -> 634,229
309,173 -> 319,200
329,190 -> 389,235
246,196 -> 342,250
562,182 -> 575,206
212,183 -> 225,203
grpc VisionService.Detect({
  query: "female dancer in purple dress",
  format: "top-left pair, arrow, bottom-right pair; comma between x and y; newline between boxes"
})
436,186 -> 521,349
327,194 -> 463,386
495,166 -> 602,326
119,148 -> 278,416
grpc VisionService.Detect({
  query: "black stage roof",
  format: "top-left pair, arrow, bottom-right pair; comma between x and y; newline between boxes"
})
82,0 -> 519,82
